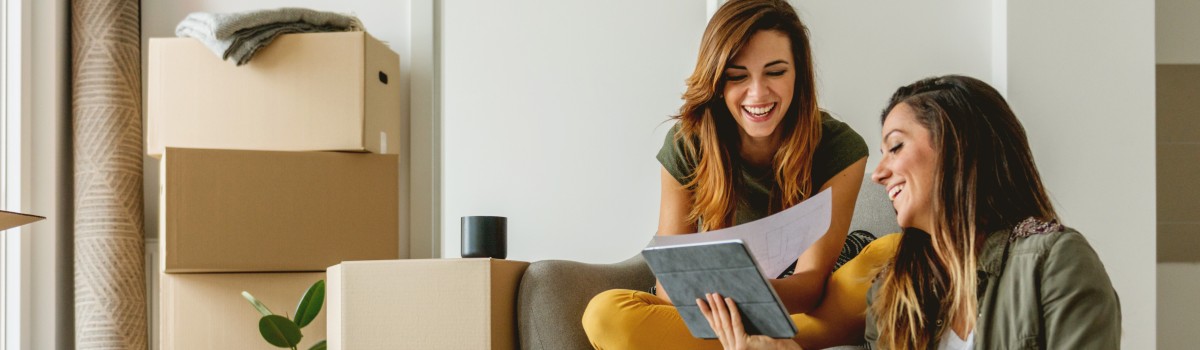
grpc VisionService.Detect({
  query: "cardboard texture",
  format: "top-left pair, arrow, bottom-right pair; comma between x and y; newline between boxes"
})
160,148 -> 402,273
327,259 -> 529,350
0,210 -> 44,231
147,32 -> 402,157
160,272 -> 327,350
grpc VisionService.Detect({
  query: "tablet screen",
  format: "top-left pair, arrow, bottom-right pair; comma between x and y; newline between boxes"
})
642,239 -> 797,339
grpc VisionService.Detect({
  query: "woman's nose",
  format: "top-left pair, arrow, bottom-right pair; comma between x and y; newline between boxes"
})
871,161 -> 889,184
747,77 -> 768,97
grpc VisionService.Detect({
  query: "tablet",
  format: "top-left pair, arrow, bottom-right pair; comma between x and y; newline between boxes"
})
642,239 -> 797,339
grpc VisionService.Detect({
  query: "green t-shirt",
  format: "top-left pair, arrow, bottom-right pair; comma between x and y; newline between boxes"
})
657,112 -> 868,226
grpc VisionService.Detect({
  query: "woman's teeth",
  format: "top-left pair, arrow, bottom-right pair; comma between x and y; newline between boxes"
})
745,103 -> 774,117
888,184 -> 904,201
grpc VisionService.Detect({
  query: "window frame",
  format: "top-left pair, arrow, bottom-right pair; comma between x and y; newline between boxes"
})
1,0 -> 33,348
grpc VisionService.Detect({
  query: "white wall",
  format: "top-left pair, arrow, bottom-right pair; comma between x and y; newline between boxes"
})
793,1 -> 994,171
1157,0 -> 1200,64
439,1 -> 995,264
1006,1 -> 1156,348
440,0 -> 707,263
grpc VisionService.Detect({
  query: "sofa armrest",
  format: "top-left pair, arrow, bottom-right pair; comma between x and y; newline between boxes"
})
517,254 -> 655,350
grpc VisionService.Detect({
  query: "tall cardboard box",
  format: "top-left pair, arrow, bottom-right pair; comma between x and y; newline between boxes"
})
327,259 -> 529,350
160,148 -> 402,273
147,32 -> 401,157
160,272 -> 327,350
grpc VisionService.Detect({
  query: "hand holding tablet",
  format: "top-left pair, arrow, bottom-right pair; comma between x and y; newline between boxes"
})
642,239 -> 797,339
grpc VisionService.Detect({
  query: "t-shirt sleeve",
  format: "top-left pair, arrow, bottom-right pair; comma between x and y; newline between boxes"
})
812,112 -> 869,189
656,123 -> 697,187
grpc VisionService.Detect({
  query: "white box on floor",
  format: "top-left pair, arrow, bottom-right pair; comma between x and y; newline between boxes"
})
160,272 -> 327,350
327,258 -> 529,350
147,31 -> 402,157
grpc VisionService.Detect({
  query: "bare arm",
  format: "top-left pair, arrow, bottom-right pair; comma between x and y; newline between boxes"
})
655,165 -> 695,304
770,157 -> 866,314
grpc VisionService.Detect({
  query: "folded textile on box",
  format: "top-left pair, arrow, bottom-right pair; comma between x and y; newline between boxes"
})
175,7 -> 363,66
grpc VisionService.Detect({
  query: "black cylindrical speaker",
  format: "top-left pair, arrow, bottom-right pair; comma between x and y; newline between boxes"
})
461,216 -> 507,259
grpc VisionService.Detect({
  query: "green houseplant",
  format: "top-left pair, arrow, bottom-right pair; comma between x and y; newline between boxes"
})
242,280 -> 327,350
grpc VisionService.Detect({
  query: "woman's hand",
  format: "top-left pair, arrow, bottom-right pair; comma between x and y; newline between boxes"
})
697,293 -> 803,350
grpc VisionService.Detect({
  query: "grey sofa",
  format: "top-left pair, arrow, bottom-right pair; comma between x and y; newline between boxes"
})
516,175 -> 899,350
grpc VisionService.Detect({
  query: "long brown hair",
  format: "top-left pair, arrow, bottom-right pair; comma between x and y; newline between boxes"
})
672,0 -> 821,231
872,75 -> 1058,349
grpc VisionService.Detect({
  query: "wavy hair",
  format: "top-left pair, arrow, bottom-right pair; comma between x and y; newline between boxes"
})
871,75 -> 1058,349
672,0 -> 821,231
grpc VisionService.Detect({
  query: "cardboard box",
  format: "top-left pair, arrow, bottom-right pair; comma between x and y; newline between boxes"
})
147,32 -> 402,157
327,259 -> 529,350
160,147 -> 402,273
160,272 -> 327,350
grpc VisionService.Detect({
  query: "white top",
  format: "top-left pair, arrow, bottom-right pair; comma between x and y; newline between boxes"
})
937,330 -> 975,350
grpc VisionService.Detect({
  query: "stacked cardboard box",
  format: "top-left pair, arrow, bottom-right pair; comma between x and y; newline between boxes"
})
147,31 -> 401,156
149,32 -> 405,350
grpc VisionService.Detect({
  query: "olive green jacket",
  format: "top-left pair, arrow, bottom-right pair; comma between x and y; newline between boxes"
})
864,226 -> 1122,349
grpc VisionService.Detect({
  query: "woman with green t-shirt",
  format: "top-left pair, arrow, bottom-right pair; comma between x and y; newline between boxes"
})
581,1 -> 874,348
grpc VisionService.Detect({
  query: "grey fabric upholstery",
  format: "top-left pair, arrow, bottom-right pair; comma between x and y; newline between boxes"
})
516,174 -> 897,350
849,174 -> 902,237
517,255 -> 655,350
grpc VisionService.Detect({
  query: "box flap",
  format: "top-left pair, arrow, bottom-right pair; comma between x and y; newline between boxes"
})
0,210 -> 45,231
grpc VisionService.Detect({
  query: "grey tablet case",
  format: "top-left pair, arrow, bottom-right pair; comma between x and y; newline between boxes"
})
642,239 -> 797,339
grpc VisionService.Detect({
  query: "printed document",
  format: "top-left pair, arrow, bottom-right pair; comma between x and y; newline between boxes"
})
646,188 -> 832,280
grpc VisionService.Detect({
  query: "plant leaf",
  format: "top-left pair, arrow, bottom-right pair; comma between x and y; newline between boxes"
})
293,280 -> 325,328
258,314 -> 303,348
243,291 -> 274,317
308,340 -> 327,350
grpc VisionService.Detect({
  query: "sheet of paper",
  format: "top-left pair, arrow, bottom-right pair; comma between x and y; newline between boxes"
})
647,188 -> 832,280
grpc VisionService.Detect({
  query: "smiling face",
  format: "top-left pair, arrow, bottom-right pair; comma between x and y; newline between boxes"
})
722,30 -> 796,144
872,103 -> 939,232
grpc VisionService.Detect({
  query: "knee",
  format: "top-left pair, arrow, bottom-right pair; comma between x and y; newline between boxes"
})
582,289 -> 631,335
582,289 -> 646,344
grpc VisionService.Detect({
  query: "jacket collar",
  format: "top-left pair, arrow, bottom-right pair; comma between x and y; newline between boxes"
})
977,228 -> 1012,276
978,217 -> 1064,276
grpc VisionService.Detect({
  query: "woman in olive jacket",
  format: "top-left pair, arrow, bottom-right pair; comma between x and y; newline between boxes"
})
697,75 -> 1121,350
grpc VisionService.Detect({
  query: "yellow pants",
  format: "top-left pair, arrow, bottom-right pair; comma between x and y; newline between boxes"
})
582,234 -> 900,350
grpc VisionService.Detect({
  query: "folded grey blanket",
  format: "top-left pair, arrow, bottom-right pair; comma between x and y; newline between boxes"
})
175,8 -> 363,66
